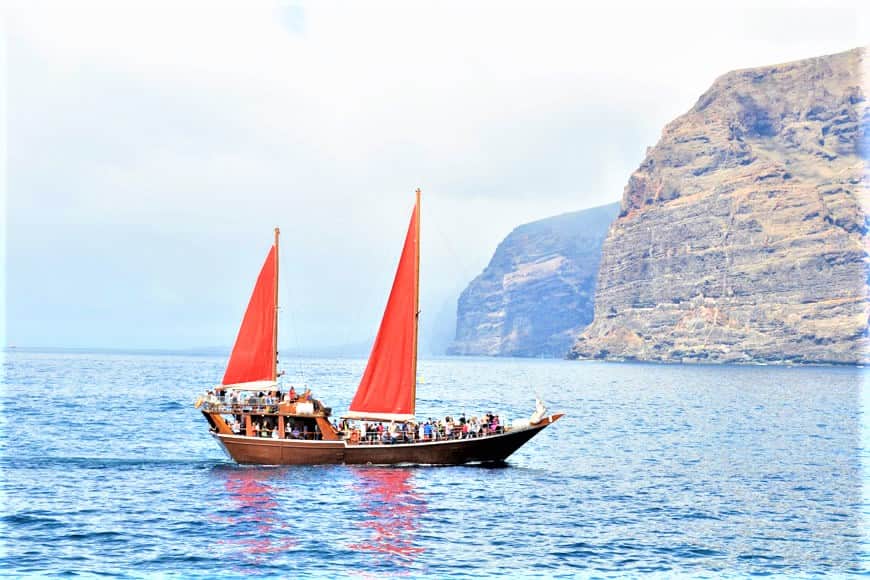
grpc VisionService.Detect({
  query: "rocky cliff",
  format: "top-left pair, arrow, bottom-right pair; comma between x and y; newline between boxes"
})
449,203 -> 619,357
570,48 -> 868,364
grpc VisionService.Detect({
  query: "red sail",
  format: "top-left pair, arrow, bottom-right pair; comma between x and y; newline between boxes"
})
222,245 -> 277,387
348,201 -> 419,420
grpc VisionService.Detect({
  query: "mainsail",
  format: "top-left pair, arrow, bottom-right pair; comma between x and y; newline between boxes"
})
347,192 -> 420,421
222,237 -> 278,389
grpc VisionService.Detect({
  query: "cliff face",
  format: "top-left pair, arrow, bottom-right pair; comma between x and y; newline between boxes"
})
571,48 -> 868,364
449,203 -> 619,357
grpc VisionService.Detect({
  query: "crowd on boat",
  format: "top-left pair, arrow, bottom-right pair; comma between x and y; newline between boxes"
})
219,412 -> 509,443
200,385 -> 540,444
199,385 -> 328,413
225,415 -> 323,439
337,413 -> 507,445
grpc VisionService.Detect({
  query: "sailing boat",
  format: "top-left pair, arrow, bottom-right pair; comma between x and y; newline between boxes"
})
198,189 -> 563,465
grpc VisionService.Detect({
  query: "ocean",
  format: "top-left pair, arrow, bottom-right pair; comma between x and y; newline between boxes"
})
0,350 -> 865,577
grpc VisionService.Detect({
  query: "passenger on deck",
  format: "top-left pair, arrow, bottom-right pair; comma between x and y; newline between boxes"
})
288,386 -> 297,401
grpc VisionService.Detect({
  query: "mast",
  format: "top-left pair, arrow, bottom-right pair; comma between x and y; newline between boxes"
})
273,226 -> 280,381
411,188 -> 421,413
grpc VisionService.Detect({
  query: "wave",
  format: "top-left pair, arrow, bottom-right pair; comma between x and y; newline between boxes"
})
1,513 -> 63,528
0,456 -> 227,470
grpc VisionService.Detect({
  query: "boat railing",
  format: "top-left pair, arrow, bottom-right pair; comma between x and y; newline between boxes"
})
233,426 -> 511,444
243,431 -> 326,441
344,425 -> 509,445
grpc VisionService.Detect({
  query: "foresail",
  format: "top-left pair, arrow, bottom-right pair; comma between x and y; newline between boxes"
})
222,245 -> 277,386
348,198 -> 419,419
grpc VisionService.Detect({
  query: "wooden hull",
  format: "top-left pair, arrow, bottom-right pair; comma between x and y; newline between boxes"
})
213,414 -> 563,466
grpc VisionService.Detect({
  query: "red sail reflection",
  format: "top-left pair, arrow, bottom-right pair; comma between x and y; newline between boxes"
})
349,467 -> 426,563
214,467 -> 297,567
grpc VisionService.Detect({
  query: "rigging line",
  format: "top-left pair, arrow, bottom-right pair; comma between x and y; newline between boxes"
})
430,214 -> 478,287
281,252 -> 306,383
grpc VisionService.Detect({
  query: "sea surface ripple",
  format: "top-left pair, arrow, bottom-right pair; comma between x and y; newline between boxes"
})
0,351 -> 865,577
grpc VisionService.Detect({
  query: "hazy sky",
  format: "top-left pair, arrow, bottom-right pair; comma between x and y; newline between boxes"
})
2,1 -> 867,352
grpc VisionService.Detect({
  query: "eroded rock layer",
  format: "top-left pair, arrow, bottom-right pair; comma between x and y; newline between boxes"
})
449,203 -> 619,357
571,48 -> 868,364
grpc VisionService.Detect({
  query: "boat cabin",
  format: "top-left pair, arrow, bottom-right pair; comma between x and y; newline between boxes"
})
200,390 -> 341,441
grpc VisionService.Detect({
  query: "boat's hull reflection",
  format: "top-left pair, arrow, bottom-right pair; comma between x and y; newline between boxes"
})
211,466 -> 297,572
348,467 -> 426,563
209,464 -> 428,571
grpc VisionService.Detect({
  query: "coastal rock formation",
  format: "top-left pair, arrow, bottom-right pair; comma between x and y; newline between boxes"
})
570,48 -> 868,364
449,203 -> 619,357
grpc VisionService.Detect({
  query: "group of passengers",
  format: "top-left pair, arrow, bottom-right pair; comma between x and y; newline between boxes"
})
204,386 -> 319,412
227,415 -> 321,440
337,412 -> 506,445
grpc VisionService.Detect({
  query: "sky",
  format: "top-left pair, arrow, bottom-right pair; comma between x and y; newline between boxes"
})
2,0 -> 867,354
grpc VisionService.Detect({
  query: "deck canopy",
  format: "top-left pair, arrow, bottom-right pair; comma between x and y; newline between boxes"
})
219,380 -> 278,391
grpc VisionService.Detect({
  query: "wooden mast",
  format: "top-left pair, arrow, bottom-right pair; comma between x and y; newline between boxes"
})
273,226 -> 280,382
411,188 -> 421,414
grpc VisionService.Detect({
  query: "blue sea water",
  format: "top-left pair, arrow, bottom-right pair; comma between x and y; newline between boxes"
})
0,350 -> 865,577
